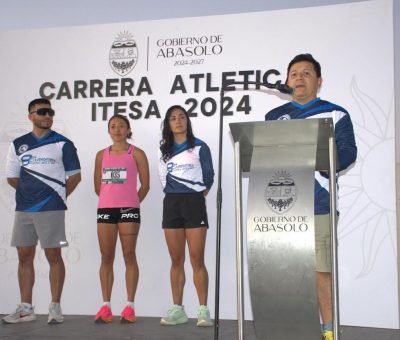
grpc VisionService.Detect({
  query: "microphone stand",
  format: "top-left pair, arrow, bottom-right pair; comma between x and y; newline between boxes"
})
213,79 -> 291,340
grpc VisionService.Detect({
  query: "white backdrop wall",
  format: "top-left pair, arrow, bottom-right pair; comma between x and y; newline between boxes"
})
0,0 -> 398,329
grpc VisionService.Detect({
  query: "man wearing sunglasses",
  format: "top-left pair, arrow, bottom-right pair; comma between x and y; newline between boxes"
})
3,98 -> 81,325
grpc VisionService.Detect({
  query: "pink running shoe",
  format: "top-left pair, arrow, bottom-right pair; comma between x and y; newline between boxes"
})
120,305 -> 136,323
95,305 -> 113,323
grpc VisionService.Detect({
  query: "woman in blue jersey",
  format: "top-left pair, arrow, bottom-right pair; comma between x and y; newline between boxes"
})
158,105 -> 214,327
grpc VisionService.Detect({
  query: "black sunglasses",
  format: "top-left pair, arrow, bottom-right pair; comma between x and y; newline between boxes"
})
30,108 -> 55,117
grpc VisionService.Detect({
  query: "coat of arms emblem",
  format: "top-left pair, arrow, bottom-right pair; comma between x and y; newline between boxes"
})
265,171 -> 297,214
109,31 -> 138,76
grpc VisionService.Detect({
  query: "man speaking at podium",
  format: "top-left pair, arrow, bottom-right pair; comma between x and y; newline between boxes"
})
265,54 -> 357,340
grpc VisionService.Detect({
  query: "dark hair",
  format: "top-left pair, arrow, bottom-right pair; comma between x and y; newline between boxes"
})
160,105 -> 195,162
28,98 -> 51,113
287,53 -> 321,78
108,114 -> 132,139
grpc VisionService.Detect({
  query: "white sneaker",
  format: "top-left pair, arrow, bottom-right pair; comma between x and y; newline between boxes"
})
197,305 -> 213,327
48,302 -> 64,324
160,305 -> 188,325
2,304 -> 36,324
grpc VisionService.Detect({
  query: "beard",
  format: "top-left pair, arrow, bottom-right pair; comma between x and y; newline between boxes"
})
34,120 -> 52,130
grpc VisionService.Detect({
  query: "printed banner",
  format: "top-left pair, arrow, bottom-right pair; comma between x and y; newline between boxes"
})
0,0 -> 397,328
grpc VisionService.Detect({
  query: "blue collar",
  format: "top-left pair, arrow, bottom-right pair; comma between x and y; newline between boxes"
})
291,97 -> 320,109
30,129 -> 52,142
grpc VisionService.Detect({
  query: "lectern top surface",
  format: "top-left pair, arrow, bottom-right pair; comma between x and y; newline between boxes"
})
229,119 -> 335,172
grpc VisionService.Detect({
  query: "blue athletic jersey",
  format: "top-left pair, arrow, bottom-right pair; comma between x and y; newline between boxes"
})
158,138 -> 214,193
6,130 -> 81,212
265,98 -> 357,214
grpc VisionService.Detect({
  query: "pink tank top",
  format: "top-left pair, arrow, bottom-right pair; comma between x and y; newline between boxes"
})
97,144 -> 140,208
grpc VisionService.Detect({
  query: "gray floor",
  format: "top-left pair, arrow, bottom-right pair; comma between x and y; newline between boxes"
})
0,315 -> 399,340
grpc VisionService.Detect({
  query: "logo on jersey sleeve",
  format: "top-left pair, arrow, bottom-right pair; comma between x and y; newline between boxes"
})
278,114 -> 291,120
18,144 -> 29,154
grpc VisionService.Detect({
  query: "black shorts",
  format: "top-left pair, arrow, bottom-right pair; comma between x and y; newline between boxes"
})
97,207 -> 141,224
162,192 -> 209,229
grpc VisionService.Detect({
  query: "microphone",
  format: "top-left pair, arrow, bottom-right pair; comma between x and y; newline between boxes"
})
222,80 -> 293,95
274,82 -> 294,95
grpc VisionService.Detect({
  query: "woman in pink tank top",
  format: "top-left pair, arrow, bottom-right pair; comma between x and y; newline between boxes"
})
93,114 -> 149,324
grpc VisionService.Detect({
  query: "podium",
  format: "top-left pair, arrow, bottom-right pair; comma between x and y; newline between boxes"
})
229,119 -> 339,340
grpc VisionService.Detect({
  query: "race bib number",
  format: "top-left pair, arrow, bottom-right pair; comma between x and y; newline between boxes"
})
102,167 -> 127,184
